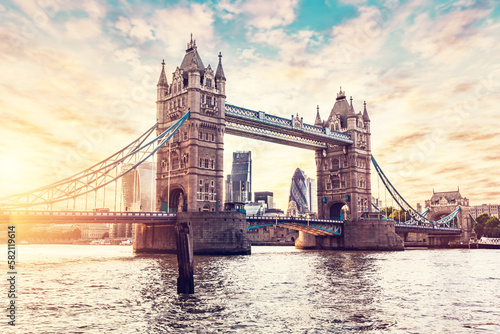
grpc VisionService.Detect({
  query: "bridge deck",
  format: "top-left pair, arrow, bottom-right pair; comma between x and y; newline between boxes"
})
0,210 -> 463,236
395,223 -> 462,235
0,211 -> 176,225
247,216 -> 343,236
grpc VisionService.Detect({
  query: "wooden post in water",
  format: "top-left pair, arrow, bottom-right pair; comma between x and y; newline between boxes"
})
175,221 -> 194,294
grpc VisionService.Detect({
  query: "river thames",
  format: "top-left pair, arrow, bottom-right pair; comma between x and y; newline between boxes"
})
2,245 -> 499,333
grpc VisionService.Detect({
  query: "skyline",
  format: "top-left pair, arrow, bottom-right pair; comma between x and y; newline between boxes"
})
1,0 -> 499,211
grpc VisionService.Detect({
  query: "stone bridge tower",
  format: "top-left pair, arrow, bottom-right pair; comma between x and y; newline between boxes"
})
315,89 -> 372,221
155,37 -> 226,214
300,88 -> 403,250
134,37 -> 250,255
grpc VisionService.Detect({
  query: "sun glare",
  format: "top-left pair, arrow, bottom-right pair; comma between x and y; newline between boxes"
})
0,157 -> 30,196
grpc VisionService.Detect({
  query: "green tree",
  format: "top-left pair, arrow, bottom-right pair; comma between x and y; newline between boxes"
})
484,216 -> 500,237
473,213 -> 490,238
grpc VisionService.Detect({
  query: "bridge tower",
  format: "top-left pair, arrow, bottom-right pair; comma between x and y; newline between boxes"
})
302,88 -> 403,250
315,89 -> 372,221
134,37 -> 250,254
155,36 -> 226,214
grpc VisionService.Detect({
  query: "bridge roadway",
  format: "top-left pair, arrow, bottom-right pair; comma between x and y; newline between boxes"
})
0,210 -> 462,236
0,210 -> 177,225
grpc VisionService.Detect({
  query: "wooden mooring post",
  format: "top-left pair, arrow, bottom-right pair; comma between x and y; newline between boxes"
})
175,221 -> 194,294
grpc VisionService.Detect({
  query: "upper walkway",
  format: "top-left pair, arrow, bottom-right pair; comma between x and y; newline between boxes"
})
225,104 -> 353,150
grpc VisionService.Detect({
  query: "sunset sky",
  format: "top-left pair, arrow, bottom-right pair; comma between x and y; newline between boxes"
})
0,0 -> 499,211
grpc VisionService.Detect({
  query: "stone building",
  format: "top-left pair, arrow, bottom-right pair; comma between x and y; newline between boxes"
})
155,36 -> 226,213
469,204 -> 499,218
424,189 -> 473,237
424,189 -> 469,221
314,89 -> 372,220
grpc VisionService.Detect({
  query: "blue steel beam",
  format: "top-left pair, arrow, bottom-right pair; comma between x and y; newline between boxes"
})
247,217 -> 343,236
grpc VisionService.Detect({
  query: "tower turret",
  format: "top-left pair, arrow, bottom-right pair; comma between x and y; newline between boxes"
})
347,97 -> 357,130
157,59 -> 168,99
314,105 -> 323,127
215,52 -> 226,95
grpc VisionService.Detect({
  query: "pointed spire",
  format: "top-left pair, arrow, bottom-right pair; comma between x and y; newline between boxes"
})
314,105 -> 322,127
157,59 -> 168,86
215,51 -> 226,80
362,100 -> 370,121
349,96 -> 355,115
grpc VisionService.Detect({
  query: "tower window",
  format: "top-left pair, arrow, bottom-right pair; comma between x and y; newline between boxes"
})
205,133 -> 209,140
199,158 -> 203,168
199,131 -> 203,140
210,159 -> 214,169
206,79 -> 212,87
199,179 -> 203,186
204,159 -> 209,168
211,133 -> 215,142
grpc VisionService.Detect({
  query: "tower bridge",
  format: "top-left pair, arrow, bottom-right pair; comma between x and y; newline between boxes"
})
0,37 -> 473,251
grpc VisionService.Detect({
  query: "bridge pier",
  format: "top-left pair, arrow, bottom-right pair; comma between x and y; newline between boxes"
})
134,212 -> 251,255
295,219 -> 403,251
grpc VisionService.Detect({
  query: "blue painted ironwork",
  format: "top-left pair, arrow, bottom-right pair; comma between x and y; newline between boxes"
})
0,111 -> 190,209
225,104 -> 353,150
247,216 -> 343,236
371,155 -> 460,228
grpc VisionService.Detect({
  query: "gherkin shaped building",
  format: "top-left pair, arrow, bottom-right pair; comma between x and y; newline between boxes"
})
289,168 -> 310,214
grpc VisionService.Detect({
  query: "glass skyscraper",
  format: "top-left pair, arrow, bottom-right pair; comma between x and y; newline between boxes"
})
225,151 -> 252,203
289,168 -> 317,214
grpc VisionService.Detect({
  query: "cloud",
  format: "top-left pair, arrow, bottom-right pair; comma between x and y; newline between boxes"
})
115,17 -> 155,43
152,4 -> 215,58
401,6 -> 493,61
242,0 -> 299,29
65,18 -> 101,40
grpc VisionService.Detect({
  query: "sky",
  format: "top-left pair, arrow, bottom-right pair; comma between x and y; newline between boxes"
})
0,0 -> 499,211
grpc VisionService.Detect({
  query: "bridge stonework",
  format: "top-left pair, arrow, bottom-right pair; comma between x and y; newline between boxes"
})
304,89 -> 403,250
134,37 -> 251,255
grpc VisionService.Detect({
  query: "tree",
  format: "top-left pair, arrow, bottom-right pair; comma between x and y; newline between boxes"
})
484,216 -> 500,237
476,213 -> 490,225
473,213 -> 490,238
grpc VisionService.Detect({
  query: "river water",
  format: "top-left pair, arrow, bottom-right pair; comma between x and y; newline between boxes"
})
2,245 -> 499,333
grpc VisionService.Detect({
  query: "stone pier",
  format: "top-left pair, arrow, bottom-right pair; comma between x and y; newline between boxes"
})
134,211 -> 251,255
295,218 -> 404,251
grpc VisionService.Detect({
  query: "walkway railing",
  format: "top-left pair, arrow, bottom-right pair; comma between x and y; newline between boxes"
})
225,104 -> 353,149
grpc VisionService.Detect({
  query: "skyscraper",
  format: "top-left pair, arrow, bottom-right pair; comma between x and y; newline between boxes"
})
225,151 -> 252,203
288,168 -> 316,214
110,162 -> 155,239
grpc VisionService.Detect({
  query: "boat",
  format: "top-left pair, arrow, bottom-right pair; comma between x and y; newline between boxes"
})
120,239 -> 133,245
478,237 -> 500,249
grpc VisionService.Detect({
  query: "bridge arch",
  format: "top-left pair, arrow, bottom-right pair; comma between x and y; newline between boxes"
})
329,202 -> 348,221
430,210 -> 458,227
160,185 -> 186,213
